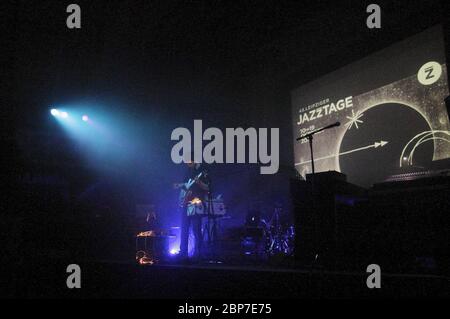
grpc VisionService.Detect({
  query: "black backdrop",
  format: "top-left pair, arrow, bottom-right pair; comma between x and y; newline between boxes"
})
5,0 -> 450,263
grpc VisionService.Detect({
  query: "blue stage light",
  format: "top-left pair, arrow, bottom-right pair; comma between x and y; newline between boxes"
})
50,109 -> 60,116
60,111 -> 69,118
82,115 -> 89,122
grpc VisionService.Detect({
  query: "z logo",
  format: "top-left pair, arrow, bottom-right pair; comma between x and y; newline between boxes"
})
418,61 -> 442,85
424,67 -> 434,80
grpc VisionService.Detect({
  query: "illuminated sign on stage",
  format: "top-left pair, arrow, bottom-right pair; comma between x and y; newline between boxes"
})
291,26 -> 450,187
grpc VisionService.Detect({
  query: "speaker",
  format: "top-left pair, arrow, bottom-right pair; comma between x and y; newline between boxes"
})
290,172 -> 367,268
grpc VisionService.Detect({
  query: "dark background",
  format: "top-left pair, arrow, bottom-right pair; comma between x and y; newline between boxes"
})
4,1 -> 450,264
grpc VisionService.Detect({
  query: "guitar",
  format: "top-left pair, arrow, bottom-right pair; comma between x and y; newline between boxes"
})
174,171 -> 204,207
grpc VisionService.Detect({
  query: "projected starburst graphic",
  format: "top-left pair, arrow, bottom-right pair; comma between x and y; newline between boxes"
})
345,110 -> 364,129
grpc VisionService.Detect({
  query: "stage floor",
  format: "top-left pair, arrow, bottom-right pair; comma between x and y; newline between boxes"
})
5,257 -> 450,298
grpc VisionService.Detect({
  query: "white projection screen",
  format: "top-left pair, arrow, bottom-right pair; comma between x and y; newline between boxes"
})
291,25 -> 450,187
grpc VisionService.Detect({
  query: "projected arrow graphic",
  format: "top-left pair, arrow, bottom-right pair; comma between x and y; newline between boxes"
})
295,140 -> 389,166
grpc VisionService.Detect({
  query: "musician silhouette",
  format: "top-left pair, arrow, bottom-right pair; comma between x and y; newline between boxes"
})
178,160 -> 210,260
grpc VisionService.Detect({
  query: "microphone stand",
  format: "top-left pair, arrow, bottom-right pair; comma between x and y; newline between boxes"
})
205,172 -> 220,263
296,122 -> 340,267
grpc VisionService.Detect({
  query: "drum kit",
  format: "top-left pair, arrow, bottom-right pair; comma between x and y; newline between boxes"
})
263,206 -> 295,256
243,206 -> 295,257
